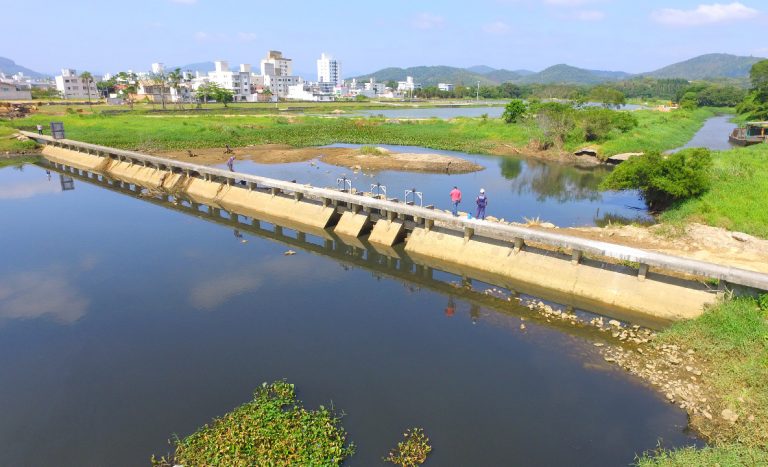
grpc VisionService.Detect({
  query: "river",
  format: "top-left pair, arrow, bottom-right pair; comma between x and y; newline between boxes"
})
0,161 -> 701,466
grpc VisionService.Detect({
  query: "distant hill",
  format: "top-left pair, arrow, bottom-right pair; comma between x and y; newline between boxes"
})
644,53 -> 764,80
520,64 -> 631,85
466,65 -> 496,74
353,66 -> 499,87
0,57 -> 48,78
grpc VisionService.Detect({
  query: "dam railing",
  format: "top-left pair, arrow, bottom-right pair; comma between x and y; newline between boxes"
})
23,131 -> 768,293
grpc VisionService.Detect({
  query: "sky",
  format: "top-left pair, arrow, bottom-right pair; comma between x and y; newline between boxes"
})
3,0 -> 767,77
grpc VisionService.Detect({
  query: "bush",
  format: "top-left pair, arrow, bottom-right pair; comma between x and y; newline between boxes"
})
502,99 -> 527,123
528,101 -> 576,148
577,107 -> 638,142
600,148 -> 712,209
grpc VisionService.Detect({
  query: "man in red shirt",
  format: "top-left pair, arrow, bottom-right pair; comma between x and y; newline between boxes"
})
449,186 -> 462,217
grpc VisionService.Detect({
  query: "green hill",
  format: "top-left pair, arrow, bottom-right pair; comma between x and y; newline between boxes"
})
353,66 -> 498,87
520,64 -> 631,85
645,53 -> 764,80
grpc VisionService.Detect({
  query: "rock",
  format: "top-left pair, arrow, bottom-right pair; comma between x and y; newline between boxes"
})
574,147 -> 598,157
721,408 -> 739,423
608,319 -> 622,328
519,323 -> 526,330
284,250 -> 297,256
702,410 -> 712,420
604,357 -> 616,363
540,222 -> 556,229
593,342 -> 605,347
731,232 -> 751,242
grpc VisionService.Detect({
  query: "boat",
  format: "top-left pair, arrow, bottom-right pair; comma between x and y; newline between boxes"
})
729,121 -> 768,146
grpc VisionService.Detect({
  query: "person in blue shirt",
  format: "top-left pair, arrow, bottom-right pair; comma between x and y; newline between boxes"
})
475,189 -> 488,220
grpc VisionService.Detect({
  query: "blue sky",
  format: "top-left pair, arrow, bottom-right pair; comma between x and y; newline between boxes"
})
4,0 -> 767,76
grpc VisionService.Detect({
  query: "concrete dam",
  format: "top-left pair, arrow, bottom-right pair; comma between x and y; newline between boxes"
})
24,131 -> 768,324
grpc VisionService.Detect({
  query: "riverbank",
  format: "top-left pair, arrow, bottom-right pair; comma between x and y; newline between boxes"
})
2,107 -> 719,162
152,145 -> 483,174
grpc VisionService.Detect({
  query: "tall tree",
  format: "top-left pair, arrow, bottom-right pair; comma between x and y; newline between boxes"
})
167,68 -> 185,109
80,71 -> 94,109
148,71 -> 168,110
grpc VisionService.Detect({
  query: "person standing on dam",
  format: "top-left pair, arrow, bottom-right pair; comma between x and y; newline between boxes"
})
449,186 -> 462,216
226,155 -> 235,171
476,189 -> 488,220
36,124 -> 43,135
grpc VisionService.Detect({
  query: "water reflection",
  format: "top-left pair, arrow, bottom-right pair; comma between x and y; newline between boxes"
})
0,268 -> 89,324
502,159 -> 607,203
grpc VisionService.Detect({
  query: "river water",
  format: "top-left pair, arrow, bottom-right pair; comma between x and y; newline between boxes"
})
351,103 -> 645,120
0,162 -> 701,466
225,145 -> 650,227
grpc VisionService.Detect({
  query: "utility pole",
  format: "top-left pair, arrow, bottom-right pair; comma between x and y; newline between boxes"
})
476,81 -> 480,102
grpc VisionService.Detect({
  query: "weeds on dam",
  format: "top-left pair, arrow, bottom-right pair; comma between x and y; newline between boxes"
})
152,381 -> 354,466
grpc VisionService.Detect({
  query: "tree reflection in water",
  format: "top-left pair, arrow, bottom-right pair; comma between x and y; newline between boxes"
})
499,158 -> 610,203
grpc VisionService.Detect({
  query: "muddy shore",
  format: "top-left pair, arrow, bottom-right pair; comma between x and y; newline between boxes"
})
151,145 -> 483,174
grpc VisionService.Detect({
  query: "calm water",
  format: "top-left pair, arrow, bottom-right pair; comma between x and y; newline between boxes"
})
224,145 -> 650,227
0,163 -> 700,466
670,115 -> 737,152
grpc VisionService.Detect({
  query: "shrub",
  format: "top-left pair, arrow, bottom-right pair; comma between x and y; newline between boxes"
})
600,148 -> 713,209
502,99 -> 527,123
384,428 -> 432,466
577,107 -> 638,142
528,101 -> 576,148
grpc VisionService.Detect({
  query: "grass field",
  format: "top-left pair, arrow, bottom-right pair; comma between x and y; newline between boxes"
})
661,143 -> 768,238
1,107 -> 717,158
637,296 -> 768,466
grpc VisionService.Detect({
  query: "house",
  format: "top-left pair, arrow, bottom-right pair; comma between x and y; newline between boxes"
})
0,80 -> 32,100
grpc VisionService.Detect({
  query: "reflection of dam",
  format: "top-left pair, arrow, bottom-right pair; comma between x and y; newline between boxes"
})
27,132 -> 768,323
46,162 -> 660,330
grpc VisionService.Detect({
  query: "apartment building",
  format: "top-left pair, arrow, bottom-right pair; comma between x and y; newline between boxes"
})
317,53 -> 341,86
55,69 -> 99,99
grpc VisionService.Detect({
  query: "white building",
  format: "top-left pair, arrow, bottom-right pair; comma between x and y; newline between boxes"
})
286,81 -> 335,102
438,83 -> 455,92
397,76 -> 421,92
55,69 -> 99,99
206,60 -> 252,102
0,80 -> 31,100
151,63 -> 165,74
317,53 -> 341,86
364,78 -> 387,94
259,50 -> 300,98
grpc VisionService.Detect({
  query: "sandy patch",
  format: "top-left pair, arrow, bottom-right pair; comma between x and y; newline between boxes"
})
151,145 -> 483,174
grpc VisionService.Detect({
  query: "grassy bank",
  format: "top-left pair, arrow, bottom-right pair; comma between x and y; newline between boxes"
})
637,296 -> 768,466
0,126 -> 38,153
154,381 -> 354,466
3,107 -> 716,158
661,144 -> 768,238
596,108 -> 720,156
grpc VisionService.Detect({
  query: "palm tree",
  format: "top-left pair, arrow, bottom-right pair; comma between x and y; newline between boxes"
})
80,71 -> 94,109
167,68 -> 184,109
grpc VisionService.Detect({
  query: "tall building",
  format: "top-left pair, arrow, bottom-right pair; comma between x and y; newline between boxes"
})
317,53 -> 341,86
55,69 -> 99,99
259,50 -> 299,98
260,50 -> 292,77
206,60 -> 253,102
151,62 -> 165,74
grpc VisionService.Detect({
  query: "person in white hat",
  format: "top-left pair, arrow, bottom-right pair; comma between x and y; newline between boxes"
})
475,188 -> 488,220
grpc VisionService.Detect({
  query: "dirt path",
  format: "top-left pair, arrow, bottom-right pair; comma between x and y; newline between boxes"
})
151,145 -> 483,174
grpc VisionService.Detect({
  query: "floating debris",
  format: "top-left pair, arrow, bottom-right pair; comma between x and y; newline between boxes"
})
284,250 -> 296,256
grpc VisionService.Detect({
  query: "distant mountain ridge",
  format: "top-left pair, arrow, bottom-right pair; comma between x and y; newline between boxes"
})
0,57 -> 48,78
353,53 -> 765,87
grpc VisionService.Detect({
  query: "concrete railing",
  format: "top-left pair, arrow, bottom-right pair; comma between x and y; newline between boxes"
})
24,131 -> 768,292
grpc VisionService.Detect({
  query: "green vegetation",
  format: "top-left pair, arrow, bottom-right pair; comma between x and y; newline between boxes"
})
637,296 -> 768,466
600,149 -> 712,210
384,428 -> 432,466
358,145 -> 387,155
660,144 -> 768,238
0,126 -> 38,153
737,59 -> 768,120
501,99 -> 526,123
153,381 -> 354,466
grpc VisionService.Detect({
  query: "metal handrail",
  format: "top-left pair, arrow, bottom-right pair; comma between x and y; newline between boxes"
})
24,131 -> 768,291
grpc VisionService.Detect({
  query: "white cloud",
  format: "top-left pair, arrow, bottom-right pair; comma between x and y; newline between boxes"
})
652,2 -> 759,26
483,21 -> 512,35
237,32 -> 257,42
575,9 -> 605,21
0,270 -> 89,324
412,13 -> 445,30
